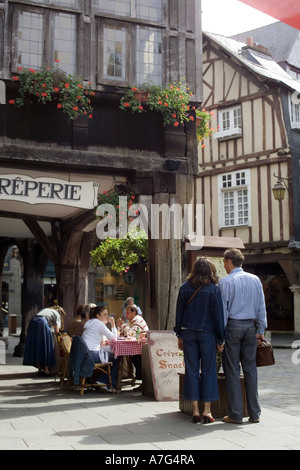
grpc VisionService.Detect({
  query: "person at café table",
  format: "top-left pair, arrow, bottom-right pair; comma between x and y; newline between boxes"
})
82,306 -> 118,392
117,305 -> 149,381
122,296 -> 143,323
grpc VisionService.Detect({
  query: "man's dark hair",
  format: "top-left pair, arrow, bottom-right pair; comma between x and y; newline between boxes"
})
224,248 -> 245,267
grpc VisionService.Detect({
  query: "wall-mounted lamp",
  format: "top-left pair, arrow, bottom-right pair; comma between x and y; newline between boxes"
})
272,173 -> 291,201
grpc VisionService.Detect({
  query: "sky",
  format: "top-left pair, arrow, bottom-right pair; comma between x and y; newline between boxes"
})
201,0 -> 277,36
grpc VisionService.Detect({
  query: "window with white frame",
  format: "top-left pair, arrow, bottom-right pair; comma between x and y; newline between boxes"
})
289,92 -> 300,129
218,170 -> 250,228
14,7 -> 77,74
215,105 -> 242,139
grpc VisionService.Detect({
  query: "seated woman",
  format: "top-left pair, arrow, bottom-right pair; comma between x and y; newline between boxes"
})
82,306 -> 118,391
23,305 -> 66,376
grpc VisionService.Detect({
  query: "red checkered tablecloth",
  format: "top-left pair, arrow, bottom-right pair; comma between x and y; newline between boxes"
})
107,338 -> 147,358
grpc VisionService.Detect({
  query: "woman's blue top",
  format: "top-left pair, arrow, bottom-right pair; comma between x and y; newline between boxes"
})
174,281 -> 225,344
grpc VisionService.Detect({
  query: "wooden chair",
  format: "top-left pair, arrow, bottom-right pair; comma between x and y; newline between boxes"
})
79,361 -> 114,396
55,333 -> 72,388
68,335 -> 115,396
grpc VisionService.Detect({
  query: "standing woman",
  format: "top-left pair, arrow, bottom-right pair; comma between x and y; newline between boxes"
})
23,305 -> 66,376
174,258 -> 225,423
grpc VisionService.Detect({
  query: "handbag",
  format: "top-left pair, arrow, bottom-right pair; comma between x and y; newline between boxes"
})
256,339 -> 275,367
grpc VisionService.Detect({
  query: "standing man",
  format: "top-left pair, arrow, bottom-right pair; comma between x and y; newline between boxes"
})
219,248 -> 267,424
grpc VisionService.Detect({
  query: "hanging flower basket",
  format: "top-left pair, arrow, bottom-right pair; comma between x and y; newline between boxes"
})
10,61 -> 94,121
196,116 -> 202,127
120,80 -> 192,127
133,90 -> 149,103
195,108 -> 216,144
120,81 -> 217,144
91,189 -> 148,274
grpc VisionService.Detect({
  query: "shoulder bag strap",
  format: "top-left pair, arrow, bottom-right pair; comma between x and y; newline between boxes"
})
187,286 -> 202,305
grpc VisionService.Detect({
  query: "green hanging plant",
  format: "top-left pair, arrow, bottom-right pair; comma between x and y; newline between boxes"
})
195,108 -> 216,146
90,228 -> 148,274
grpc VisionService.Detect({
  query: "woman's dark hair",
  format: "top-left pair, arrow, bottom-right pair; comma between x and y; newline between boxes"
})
187,257 -> 219,288
89,305 -> 107,319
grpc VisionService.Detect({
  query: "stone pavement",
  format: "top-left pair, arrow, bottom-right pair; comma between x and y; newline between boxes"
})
0,331 -> 299,452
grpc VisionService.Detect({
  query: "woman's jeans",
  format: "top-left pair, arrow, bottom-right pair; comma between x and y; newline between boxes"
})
223,319 -> 261,421
181,329 -> 219,402
89,350 -> 118,389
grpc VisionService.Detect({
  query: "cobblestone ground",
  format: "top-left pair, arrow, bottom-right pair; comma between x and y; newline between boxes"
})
257,349 -> 300,416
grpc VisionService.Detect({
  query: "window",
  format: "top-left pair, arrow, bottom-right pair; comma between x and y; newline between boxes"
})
54,13 -> 76,75
98,0 -> 162,21
98,0 -> 131,17
219,170 -> 250,228
28,0 -> 77,5
289,92 -> 300,129
136,26 -> 162,85
14,7 -> 77,74
215,105 -> 242,139
103,25 -> 127,80
99,20 -> 162,86
137,0 -> 162,22
287,66 -> 300,81
17,11 -> 43,69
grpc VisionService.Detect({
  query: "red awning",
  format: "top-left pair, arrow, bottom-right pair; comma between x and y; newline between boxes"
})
238,0 -> 300,30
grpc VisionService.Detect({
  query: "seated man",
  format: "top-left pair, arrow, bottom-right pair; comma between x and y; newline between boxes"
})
117,306 -> 149,380
122,296 -> 143,322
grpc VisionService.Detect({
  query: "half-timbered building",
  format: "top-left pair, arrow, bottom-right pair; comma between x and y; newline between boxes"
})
0,0 -> 202,351
199,32 -> 300,333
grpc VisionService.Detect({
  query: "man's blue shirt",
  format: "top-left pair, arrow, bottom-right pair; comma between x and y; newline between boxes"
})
219,267 -> 267,334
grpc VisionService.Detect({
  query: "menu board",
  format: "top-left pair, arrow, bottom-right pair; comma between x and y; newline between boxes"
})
147,330 -> 185,401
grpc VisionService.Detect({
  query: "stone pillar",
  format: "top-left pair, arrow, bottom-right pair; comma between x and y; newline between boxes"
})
289,285 -> 300,333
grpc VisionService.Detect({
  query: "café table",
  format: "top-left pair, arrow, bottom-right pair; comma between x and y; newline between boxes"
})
107,337 -> 147,391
